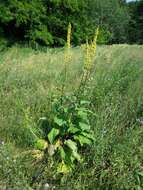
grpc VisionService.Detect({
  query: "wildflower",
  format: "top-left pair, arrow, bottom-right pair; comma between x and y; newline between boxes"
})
90,26 -> 99,59
64,23 -> 72,64
84,40 -> 92,70
84,27 -> 99,71
66,23 -> 71,49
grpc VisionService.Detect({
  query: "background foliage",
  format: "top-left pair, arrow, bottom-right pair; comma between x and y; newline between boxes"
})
0,0 -> 142,47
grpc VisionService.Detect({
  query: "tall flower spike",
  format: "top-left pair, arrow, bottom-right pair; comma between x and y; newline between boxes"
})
64,23 -> 72,64
84,27 -> 99,71
67,23 -> 71,49
91,26 -> 99,59
84,40 -> 91,70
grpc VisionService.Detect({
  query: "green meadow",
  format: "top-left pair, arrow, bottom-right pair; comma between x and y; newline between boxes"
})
0,45 -> 143,189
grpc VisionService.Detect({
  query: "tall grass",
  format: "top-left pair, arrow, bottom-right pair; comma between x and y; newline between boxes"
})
0,45 -> 143,189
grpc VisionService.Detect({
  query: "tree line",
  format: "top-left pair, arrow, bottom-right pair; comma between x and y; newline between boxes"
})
0,0 -> 143,47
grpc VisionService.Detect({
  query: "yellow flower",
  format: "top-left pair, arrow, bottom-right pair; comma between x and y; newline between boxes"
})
84,26 -> 99,71
84,40 -> 92,70
64,23 -> 72,64
67,23 -> 71,49
90,26 -> 99,60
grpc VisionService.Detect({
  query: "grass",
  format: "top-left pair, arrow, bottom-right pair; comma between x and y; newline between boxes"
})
0,45 -> 143,189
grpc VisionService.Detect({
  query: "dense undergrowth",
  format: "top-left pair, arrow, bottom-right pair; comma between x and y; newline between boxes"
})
0,45 -> 143,189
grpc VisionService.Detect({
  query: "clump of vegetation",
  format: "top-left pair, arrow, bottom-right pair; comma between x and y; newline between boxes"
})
32,24 -> 99,177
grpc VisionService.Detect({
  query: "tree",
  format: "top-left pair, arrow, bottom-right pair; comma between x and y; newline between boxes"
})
128,0 -> 143,44
1,0 -> 139,46
88,0 -> 130,43
0,0 -> 93,46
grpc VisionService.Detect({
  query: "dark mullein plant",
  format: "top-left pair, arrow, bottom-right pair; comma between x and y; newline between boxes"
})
38,95 -> 94,173
34,25 -> 99,175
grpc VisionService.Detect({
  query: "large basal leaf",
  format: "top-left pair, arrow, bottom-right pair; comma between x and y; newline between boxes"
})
77,110 -> 88,120
65,139 -> 81,162
74,135 -> 92,146
68,126 -> 80,134
79,122 -> 91,131
59,146 -> 66,160
81,131 -> 95,141
54,116 -> 66,126
72,150 -> 81,162
65,139 -> 77,152
48,128 -> 60,144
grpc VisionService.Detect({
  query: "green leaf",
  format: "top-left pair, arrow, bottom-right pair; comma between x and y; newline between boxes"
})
78,110 -> 88,120
68,126 -> 80,134
35,139 -> 48,151
77,107 -> 89,112
79,122 -> 91,130
137,171 -> 143,177
64,139 -> 81,162
65,139 -> 77,152
77,107 -> 93,115
48,128 -> 60,144
54,116 -> 66,126
59,146 -> 66,160
64,108 -> 68,113
72,151 -> 81,162
80,100 -> 90,105
81,132 -> 95,141
74,135 -> 92,146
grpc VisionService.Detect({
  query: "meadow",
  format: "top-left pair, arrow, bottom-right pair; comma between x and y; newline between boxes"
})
0,44 -> 143,189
